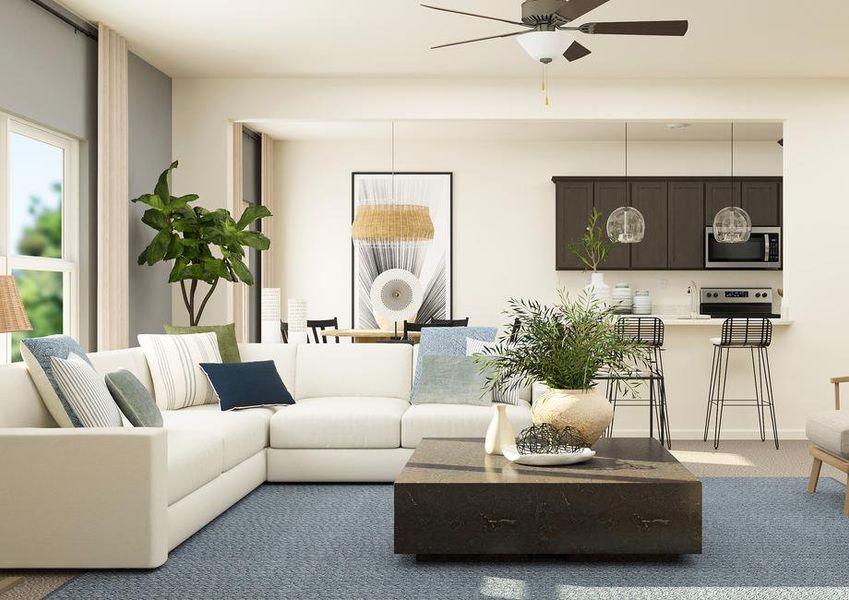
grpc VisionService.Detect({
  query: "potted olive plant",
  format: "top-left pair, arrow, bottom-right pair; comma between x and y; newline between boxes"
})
474,290 -> 646,445
569,207 -> 615,307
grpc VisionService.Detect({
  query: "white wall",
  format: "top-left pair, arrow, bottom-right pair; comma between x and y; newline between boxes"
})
274,137 -> 782,327
171,76 -> 849,441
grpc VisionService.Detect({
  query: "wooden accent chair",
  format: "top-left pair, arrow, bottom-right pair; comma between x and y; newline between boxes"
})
807,375 -> 849,516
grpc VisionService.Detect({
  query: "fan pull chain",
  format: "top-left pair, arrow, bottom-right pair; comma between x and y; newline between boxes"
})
544,64 -> 550,107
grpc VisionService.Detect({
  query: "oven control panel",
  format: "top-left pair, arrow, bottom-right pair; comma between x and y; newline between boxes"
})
700,287 -> 773,304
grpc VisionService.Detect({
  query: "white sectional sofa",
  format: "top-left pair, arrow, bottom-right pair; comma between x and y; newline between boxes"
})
0,342 -> 533,568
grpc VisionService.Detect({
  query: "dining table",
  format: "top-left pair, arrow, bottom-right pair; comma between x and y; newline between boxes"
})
317,328 -> 422,343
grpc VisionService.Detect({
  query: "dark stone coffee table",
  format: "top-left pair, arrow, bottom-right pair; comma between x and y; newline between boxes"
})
394,438 -> 702,557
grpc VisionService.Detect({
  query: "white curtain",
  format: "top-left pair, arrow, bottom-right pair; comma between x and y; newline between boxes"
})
97,24 -> 128,350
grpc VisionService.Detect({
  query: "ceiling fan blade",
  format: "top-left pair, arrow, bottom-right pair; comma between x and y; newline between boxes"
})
420,4 -> 528,27
564,40 -> 592,62
431,30 -> 531,50
555,0 -> 610,22
579,20 -> 689,36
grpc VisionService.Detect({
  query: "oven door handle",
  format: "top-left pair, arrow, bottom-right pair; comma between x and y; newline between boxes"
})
764,235 -> 769,262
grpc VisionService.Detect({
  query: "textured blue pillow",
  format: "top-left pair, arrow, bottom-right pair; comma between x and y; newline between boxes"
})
199,361 -> 295,411
411,326 -> 497,400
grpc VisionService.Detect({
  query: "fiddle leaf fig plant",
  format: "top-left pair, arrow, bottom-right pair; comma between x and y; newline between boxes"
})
132,160 -> 272,326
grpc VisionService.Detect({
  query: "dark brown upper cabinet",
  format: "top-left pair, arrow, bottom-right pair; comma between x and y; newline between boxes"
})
668,181 -> 705,269
555,180 -> 592,270
629,181 -> 668,269
741,180 -> 781,226
704,181 -> 741,226
553,176 -> 782,271
593,181 -> 631,270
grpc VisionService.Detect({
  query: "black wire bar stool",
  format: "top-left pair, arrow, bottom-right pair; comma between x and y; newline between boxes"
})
602,316 -> 671,449
703,317 -> 778,450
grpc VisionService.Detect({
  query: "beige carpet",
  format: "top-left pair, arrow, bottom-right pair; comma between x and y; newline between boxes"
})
1,439 -> 843,600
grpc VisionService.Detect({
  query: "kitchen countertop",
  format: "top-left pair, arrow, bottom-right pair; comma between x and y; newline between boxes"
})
649,315 -> 793,326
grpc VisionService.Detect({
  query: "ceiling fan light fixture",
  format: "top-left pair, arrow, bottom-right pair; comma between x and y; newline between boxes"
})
516,30 -> 573,63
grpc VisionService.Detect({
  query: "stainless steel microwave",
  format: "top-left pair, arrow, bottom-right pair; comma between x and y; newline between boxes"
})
705,227 -> 782,269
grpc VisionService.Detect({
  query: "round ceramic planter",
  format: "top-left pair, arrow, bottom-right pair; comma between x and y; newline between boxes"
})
531,388 -> 613,446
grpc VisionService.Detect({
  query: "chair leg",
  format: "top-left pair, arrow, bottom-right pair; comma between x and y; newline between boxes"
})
807,457 -> 823,493
751,348 -> 766,442
704,347 -> 718,442
714,347 -> 729,450
762,348 -> 779,450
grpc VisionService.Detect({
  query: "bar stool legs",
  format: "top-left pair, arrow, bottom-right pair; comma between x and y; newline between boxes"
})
704,345 -> 779,450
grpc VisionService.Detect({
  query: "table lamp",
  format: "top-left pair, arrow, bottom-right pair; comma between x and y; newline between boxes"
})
0,275 -> 31,334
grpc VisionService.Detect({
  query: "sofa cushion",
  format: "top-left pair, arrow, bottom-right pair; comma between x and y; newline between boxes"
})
88,347 -> 155,394
164,323 -> 241,364
807,410 -> 849,459
167,428 -> 222,505
105,369 -> 163,427
163,405 -> 268,471
270,397 -> 408,449
401,401 -> 533,449
199,361 -> 294,411
138,333 -> 222,410
238,344 -> 297,397
295,345 -> 412,400
51,355 -> 124,427
20,335 -> 93,428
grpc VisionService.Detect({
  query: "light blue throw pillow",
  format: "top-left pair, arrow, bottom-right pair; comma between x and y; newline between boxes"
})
410,355 -> 493,406
411,326 -> 497,401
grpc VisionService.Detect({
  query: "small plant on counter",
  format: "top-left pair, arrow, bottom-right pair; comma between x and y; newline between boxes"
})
569,207 -> 615,272
132,161 -> 272,326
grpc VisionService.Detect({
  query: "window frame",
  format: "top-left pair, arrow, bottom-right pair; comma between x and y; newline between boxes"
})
0,112 -> 80,363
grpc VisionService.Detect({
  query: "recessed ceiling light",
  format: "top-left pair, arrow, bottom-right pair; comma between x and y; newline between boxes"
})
666,123 -> 691,130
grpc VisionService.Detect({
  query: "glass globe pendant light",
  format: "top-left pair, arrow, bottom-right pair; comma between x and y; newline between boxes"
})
607,122 -> 645,243
713,123 -> 752,243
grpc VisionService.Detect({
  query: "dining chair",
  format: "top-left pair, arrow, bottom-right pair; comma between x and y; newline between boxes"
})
280,321 -> 289,344
308,318 -> 340,344
402,317 -> 469,341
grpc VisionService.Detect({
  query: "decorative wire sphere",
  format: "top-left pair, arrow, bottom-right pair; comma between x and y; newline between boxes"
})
713,206 -> 752,243
606,206 -> 645,243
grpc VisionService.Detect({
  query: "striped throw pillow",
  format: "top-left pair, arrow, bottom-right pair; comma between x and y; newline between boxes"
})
465,337 -> 522,406
50,354 -> 124,427
138,332 -> 222,410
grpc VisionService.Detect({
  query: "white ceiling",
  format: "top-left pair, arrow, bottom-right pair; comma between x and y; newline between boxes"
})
58,0 -> 849,79
249,120 -> 783,143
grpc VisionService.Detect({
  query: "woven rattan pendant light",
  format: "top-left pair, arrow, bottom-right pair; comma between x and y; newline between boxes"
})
351,123 -> 434,244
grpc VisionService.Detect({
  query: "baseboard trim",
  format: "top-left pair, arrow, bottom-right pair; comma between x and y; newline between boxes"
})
612,429 -> 807,441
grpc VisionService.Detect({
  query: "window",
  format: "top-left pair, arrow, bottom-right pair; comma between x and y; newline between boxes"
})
0,114 -> 78,363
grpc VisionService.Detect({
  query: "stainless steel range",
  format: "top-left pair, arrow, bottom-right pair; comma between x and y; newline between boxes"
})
699,287 -> 778,319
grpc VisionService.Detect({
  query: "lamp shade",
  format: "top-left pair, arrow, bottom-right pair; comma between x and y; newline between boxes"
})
369,269 -> 423,323
516,30 -> 573,63
606,206 -> 646,243
351,204 -> 434,244
0,275 -> 31,334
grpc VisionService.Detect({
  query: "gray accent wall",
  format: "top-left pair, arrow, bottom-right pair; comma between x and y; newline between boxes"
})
0,0 -> 97,350
1,0 -> 174,349
128,52 -> 173,342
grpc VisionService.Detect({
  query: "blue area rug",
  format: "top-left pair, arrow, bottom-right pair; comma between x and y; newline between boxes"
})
50,478 -> 849,600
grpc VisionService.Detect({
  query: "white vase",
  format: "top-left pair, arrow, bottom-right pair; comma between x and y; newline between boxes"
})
484,404 -> 515,456
532,388 -> 614,446
585,272 -> 611,308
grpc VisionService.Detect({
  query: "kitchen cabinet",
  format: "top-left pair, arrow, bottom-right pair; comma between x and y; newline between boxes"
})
553,176 -> 782,271
629,181 -> 668,269
704,181 -> 741,226
742,180 -> 781,226
555,180 -> 592,270
593,181 -> 631,269
668,181 -> 705,269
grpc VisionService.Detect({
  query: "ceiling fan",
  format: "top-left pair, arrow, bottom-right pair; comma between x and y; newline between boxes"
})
422,0 -> 688,64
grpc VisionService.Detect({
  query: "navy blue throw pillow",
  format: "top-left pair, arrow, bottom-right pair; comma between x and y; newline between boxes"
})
199,361 -> 295,411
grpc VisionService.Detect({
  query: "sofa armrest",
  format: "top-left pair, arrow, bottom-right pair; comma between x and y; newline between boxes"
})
0,427 -> 168,568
